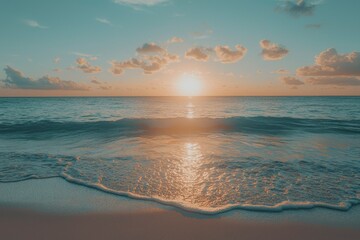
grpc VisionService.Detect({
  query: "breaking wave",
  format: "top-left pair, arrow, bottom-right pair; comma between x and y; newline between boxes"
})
1,116 -> 359,136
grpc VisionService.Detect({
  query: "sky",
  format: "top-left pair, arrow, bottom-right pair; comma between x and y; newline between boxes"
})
0,0 -> 360,96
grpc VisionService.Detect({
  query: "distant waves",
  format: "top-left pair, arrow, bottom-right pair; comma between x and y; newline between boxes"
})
1,116 -> 359,137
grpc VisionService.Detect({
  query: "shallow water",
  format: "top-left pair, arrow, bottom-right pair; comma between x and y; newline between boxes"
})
0,97 -> 359,213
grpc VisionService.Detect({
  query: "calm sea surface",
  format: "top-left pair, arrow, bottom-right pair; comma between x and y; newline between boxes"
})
0,97 -> 359,213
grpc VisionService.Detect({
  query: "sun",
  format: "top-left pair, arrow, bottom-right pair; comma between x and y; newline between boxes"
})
177,74 -> 203,96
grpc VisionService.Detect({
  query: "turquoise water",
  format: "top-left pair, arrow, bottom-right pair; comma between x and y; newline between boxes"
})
0,97 -> 360,213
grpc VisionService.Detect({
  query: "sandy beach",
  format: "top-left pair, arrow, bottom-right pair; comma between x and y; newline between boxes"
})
2,207 -> 360,240
1,178 -> 360,240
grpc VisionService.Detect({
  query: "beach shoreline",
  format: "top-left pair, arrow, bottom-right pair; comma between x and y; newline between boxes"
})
2,206 -> 360,240
1,178 -> 360,240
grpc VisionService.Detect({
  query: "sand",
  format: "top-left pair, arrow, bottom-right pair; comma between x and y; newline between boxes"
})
1,178 -> 360,240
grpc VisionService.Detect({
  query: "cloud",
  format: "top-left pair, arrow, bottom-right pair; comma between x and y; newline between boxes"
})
24,19 -> 48,29
297,48 -> 360,76
185,44 -> 248,63
89,77 -> 112,89
136,43 -> 165,54
99,85 -> 113,90
76,58 -> 102,74
190,29 -> 213,39
110,43 -> 179,75
72,52 -> 98,61
53,57 -> 61,64
112,0 -> 168,7
273,69 -> 290,74
96,18 -> 112,25
260,40 -> 289,60
295,48 -> 360,87
185,47 -> 211,62
277,0 -> 318,17
281,76 -> 305,85
305,23 -> 321,29
1,66 -> 89,90
168,37 -> 184,44
91,79 -> 102,84
214,45 -> 247,63
306,77 -> 360,86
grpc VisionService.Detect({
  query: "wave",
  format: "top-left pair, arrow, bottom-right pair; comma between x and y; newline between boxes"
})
1,116 -> 359,136
61,173 -> 360,215
1,151 -> 360,215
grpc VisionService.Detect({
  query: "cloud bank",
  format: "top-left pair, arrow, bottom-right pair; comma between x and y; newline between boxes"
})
260,40 -> 289,60
297,48 -> 360,76
2,66 -> 89,90
296,48 -> 360,86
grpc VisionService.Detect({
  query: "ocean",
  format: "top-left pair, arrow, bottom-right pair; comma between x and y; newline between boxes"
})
0,96 -> 359,214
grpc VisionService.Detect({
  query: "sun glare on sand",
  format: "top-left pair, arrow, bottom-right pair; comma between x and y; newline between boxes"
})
177,74 -> 203,96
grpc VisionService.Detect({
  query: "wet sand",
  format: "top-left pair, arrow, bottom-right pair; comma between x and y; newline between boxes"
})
1,178 -> 360,240
2,207 -> 360,240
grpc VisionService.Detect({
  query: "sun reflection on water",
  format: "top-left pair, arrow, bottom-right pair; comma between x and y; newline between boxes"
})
179,141 -> 205,203
186,102 -> 195,118
182,142 -> 202,181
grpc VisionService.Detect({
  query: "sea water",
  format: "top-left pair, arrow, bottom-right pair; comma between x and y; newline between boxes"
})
0,97 -> 359,213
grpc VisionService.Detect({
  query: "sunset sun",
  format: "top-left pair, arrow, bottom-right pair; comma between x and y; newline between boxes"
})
177,74 -> 202,96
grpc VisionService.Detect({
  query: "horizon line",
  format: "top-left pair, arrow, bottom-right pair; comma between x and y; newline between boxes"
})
1,95 -> 360,98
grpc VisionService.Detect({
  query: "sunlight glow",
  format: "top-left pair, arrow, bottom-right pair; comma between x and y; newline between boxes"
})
177,74 -> 202,96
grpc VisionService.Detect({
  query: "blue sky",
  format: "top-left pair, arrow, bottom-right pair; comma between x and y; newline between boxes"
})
0,0 -> 360,96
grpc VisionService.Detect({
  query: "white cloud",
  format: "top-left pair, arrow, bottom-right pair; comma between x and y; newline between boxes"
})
96,18 -> 112,25
24,19 -> 48,29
